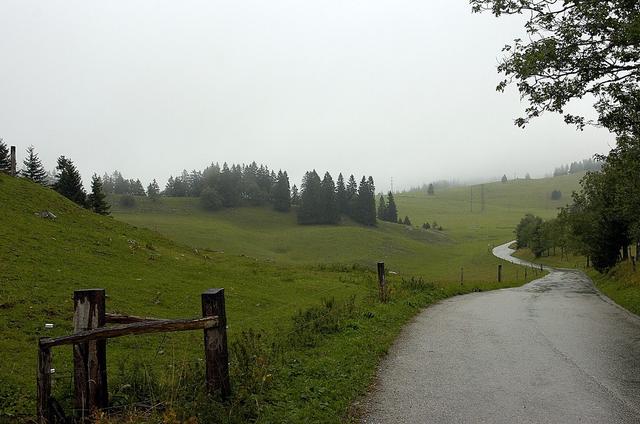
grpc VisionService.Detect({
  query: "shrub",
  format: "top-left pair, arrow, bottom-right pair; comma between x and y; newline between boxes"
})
118,195 -> 136,208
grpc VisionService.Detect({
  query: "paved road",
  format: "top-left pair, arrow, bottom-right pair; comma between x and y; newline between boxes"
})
362,241 -> 640,423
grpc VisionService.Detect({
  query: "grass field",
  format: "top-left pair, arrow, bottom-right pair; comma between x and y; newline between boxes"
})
1,172 -> 582,422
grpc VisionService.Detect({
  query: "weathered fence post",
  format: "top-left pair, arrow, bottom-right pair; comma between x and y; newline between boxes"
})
202,289 -> 231,398
36,344 -> 52,423
497,264 -> 502,282
10,146 -> 16,176
73,289 -> 107,418
540,264 -> 543,272
377,262 -> 386,302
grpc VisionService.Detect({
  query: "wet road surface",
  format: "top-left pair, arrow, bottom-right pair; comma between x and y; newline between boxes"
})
362,241 -> 640,423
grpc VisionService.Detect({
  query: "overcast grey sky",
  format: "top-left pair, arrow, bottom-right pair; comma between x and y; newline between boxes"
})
0,0 -> 614,192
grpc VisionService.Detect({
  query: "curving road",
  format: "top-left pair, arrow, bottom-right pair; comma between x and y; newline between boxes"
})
362,241 -> 640,423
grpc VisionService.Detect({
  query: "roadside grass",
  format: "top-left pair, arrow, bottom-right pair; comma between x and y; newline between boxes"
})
0,174 -> 533,422
513,247 -> 640,317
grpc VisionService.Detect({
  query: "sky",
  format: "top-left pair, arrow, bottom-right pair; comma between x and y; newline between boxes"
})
0,0 -> 614,192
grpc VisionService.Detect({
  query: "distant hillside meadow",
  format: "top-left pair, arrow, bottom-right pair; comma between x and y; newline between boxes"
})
1,171 -> 582,422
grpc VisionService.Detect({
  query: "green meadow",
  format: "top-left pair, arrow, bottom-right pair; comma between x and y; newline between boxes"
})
1,172 -> 582,422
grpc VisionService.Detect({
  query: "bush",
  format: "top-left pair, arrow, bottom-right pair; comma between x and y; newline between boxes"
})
551,190 -> 562,200
118,195 -> 136,208
200,186 -> 223,211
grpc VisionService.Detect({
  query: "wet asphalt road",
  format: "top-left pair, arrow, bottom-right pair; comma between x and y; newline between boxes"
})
362,242 -> 640,423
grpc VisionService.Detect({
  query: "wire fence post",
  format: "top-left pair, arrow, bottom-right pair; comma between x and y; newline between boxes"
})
202,289 -> 231,398
73,289 -> 108,417
377,262 -> 386,303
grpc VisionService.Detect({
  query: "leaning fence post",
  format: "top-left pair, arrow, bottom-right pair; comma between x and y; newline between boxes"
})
377,262 -> 386,302
73,289 -> 108,417
10,146 -> 16,176
37,343 -> 52,424
497,264 -> 502,282
202,289 -> 231,398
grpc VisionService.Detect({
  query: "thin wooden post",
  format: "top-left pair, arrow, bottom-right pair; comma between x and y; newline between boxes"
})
36,343 -> 52,424
202,289 -> 230,398
460,267 -> 464,285
540,264 -> 543,272
497,264 -> 502,282
73,289 -> 107,418
10,146 -> 16,176
377,262 -> 386,302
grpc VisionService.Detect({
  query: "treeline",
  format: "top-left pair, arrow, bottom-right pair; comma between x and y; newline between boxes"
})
0,142 -> 110,215
552,158 -> 601,177
517,138 -> 640,272
297,172 -> 376,225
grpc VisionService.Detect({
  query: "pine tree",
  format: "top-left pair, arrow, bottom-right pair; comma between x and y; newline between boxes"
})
21,146 -> 48,185
346,174 -> 358,218
355,176 -> 376,226
321,172 -> 339,224
501,174 -> 508,183
427,183 -> 435,195
377,195 -> 387,220
336,173 -> 347,215
53,156 -> 86,206
291,184 -> 300,205
386,191 -> 398,223
0,138 -> 10,173
147,179 -> 160,200
273,170 -> 291,212
298,170 -> 323,224
131,179 -> 146,196
87,174 -> 110,215
403,216 -> 412,226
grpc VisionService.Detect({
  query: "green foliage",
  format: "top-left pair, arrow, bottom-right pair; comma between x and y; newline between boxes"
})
501,174 -> 508,183
403,216 -> 412,226
199,186 -> 223,211
427,183 -> 434,195
272,170 -> 291,212
290,296 -> 356,348
147,179 -> 160,200
550,190 -> 562,200
471,0 -> 640,137
0,138 -> 10,173
87,174 -> 111,215
21,145 -> 47,185
118,194 -> 136,208
53,156 -> 86,206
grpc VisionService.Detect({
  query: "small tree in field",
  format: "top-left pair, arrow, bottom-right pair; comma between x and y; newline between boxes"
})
501,174 -> 508,183
403,216 -> 412,226
87,174 -> 110,215
54,156 -> 86,206
0,138 -> 10,173
22,146 -> 48,185
147,179 -> 160,200
427,183 -> 434,195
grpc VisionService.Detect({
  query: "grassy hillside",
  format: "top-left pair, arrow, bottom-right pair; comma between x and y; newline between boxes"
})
111,173 -> 584,285
0,175 -> 528,422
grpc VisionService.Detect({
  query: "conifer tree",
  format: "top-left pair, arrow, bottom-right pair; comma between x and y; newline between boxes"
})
321,172 -> 339,224
355,176 -> 376,226
0,138 -> 10,173
377,195 -> 387,220
298,170 -> 323,224
336,173 -> 347,214
291,184 -> 300,205
501,174 -> 508,183
53,156 -> 86,206
132,179 -> 146,196
273,170 -> 291,212
403,216 -> 412,226
427,183 -> 435,195
87,174 -> 110,215
346,174 -> 358,217
386,191 -> 398,223
21,146 -> 48,185
147,179 -> 160,200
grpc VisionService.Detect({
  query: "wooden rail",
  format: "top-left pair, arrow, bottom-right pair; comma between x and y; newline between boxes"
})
37,288 -> 230,424
40,317 -> 219,348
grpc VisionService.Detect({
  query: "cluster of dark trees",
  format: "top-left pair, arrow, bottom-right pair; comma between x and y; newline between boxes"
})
377,192 -> 398,223
101,171 -> 148,197
297,172 -> 376,225
517,142 -> 640,271
1,142 -> 110,215
553,159 -> 602,177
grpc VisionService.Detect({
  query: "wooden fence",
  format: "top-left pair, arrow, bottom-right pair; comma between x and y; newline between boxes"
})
37,288 -> 230,423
